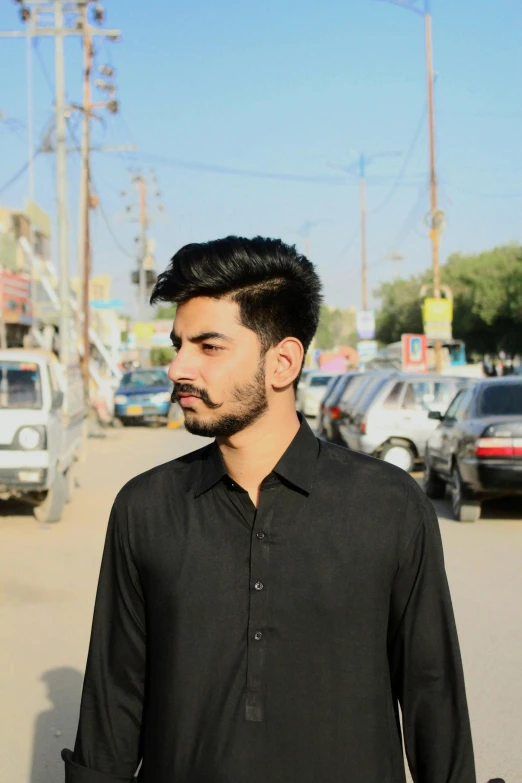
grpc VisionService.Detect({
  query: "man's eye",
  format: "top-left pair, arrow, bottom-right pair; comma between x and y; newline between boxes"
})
203,344 -> 221,353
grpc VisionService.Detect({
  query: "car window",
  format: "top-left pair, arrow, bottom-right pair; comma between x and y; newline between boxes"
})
323,375 -> 342,404
453,389 -> 473,421
402,380 -> 459,413
309,375 -> 334,388
340,375 -> 367,403
382,381 -> 403,409
0,361 -> 43,409
444,389 -> 467,420
122,371 -> 169,388
478,383 -> 522,416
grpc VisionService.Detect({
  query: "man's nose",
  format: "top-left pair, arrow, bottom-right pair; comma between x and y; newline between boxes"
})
168,350 -> 197,384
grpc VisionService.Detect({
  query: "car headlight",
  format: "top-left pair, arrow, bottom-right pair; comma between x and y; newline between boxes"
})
114,394 -> 128,404
151,392 -> 171,404
17,426 -> 45,450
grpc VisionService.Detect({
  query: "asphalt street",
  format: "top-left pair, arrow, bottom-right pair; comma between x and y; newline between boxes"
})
0,424 -> 520,783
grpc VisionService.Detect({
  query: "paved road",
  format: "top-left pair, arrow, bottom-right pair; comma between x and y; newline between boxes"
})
1,426 -> 520,783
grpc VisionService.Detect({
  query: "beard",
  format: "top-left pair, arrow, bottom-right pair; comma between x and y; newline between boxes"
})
177,364 -> 268,438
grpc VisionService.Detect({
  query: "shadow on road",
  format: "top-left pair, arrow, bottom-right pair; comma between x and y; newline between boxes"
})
0,498 -> 34,518
30,667 -> 82,783
431,495 -> 522,523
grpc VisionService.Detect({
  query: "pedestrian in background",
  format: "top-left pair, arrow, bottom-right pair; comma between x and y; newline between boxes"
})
63,236 -> 476,783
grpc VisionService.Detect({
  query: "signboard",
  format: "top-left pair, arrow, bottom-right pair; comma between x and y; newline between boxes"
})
357,340 -> 378,364
0,271 -> 33,325
401,334 -> 428,373
422,297 -> 452,341
132,322 -> 155,349
90,299 -> 126,310
356,310 -> 376,340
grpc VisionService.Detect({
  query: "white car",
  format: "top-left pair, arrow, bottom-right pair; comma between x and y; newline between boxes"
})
296,371 -> 340,418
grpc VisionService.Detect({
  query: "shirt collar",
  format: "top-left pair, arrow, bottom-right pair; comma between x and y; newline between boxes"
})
194,413 -> 319,498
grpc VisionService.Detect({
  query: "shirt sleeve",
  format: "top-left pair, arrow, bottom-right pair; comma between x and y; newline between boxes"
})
62,493 -> 146,782
388,485 -> 476,783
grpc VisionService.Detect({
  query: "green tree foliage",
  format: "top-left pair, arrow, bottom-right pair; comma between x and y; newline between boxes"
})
154,304 -> 177,320
314,305 -> 358,350
374,244 -> 522,355
150,347 -> 174,366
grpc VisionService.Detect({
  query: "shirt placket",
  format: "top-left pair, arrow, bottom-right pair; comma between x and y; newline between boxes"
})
245,482 -> 279,722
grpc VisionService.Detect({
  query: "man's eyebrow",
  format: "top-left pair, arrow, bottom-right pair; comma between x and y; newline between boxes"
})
170,331 -> 233,345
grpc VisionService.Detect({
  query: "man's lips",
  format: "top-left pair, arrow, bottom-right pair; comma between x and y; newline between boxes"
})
178,394 -> 201,407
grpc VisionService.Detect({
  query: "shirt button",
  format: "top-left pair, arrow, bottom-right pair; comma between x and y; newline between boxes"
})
254,581 -> 264,591
256,532 -> 265,540
254,631 -> 263,641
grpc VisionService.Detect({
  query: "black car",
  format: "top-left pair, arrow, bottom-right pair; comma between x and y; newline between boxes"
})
320,372 -> 361,444
423,377 -> 522,522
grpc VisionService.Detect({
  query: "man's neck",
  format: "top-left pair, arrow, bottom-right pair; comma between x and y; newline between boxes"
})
217,406 -> 301,506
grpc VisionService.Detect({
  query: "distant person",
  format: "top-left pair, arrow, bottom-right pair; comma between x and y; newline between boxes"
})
63,237 -> 476,783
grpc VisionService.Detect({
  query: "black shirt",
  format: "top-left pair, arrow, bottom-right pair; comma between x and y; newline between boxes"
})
63,416 -> 476,783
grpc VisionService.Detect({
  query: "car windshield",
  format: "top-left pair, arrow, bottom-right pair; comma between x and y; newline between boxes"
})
121,370 -> 169,389
0,361 -> 43,409
309,375 -> 333,387
402,380 -> 460,413
478,384 -> 522,416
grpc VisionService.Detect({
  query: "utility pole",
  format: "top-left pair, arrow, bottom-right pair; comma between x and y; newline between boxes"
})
424,1 -> 443,372
359,154 -> 368,311
1,1 -> 120,366
79,12 -> 92,393
135,173 -> 149,322
376,0 -> 444,371
330,151 -> 400,311
385,251 -> 404,280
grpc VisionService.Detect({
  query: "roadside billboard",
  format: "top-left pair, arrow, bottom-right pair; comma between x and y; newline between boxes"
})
356,310 -> 376,340
0,271 -> 33,325
401,333 -> 428,373
422,297 -> 452,341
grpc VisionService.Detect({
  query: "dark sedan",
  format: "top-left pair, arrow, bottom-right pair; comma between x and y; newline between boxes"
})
423,377 -> 522,521
114,369 -> 173,426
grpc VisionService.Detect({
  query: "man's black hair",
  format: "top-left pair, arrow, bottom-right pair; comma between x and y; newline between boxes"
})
150,236 -> 323,386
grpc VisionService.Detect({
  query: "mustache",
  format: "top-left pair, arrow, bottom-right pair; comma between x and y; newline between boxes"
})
172,383 -> 222,409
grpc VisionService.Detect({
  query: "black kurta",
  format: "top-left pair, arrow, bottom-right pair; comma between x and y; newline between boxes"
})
63,416 -> 475,783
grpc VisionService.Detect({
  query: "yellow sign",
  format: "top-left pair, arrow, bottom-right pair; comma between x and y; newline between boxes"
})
422,298 -> 453,341
133,322 -> 154,348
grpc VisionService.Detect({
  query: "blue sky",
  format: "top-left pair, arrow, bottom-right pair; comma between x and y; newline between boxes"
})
1,0 -> 521,316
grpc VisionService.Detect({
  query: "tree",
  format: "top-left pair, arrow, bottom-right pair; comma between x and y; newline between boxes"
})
154,304 -> 177,320
373,243 -> 522,355
314,305 -> 357,350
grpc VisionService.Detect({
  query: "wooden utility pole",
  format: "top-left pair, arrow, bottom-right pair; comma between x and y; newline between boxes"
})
359,154 -> 368,311
425,5 -> 443,372
79,19 -> 93,394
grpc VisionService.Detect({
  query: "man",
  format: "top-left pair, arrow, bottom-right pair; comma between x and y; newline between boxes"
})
63,236 -> 476,782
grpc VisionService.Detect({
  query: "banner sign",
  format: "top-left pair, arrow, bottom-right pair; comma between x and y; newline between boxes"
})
356,310 -> 376,340
357,340 -> 378,363
422,297 -> 452,341
0,271 -> 33,325
401,333 -> 428,373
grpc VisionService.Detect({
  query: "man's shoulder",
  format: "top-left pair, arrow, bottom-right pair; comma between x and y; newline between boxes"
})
317,438 -> 424,503
115,442 -> 211,506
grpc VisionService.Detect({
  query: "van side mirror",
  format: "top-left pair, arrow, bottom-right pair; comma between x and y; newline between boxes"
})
428,410 -> 443,420
52,390 -> 64,410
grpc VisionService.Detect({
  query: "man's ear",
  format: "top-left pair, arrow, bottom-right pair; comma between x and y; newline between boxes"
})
268,338 -> 304,390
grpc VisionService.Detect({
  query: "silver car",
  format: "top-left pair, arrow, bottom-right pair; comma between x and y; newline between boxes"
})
341,373 -> 464,472
296,370 -> 340,418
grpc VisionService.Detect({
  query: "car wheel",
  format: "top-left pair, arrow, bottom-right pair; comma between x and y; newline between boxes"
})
33,470 -> 66,524
451,466 -> 481,522
422,455 -> 446,499
381,443 -> 415,473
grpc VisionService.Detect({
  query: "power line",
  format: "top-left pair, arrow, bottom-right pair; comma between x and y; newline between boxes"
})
92,183 -> 135,259
369,103 -> 427,215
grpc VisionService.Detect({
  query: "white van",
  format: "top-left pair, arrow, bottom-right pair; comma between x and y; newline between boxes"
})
0,349 -> 86,523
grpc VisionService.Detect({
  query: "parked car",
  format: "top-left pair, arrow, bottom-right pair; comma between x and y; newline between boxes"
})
296,370 -> 340,418
331,372 -> 394,446
342,373 -> 464,473
423,377 -> 522,522
317,372 -> 358,439
114,368 -> 173,426
0,349 -> 86,523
